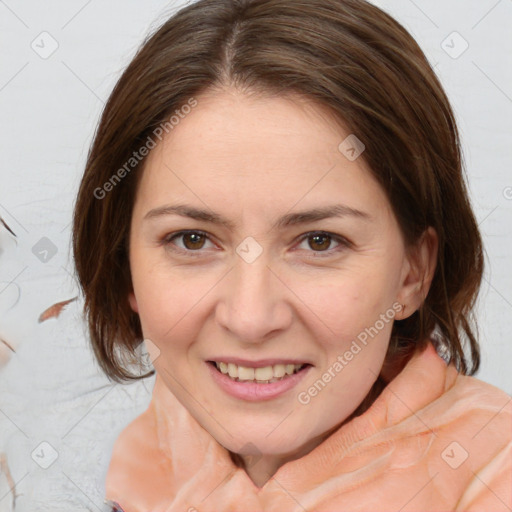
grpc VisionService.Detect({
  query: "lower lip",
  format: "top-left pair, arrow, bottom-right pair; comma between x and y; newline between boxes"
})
206,362 -> 312,402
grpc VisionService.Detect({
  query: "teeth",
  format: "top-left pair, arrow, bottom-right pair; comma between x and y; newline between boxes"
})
273,365 -> 285,378
255,366 -> 273,381
214,362 -> 305,382
285,364 -> 295,375
227,363 -> 238,379
238,366 -> 254,380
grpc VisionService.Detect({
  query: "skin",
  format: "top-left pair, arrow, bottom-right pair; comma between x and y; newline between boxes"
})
127,88 -> 438,488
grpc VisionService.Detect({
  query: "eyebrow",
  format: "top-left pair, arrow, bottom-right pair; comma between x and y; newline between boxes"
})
143,203 -> 371,230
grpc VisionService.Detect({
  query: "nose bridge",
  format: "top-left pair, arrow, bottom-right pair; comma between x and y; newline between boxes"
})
216,251 -> 291,342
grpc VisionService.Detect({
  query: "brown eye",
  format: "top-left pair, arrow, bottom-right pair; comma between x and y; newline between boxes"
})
308,233 -> 332,251
182,232 -> 206,250
296,231 -> 350,256
163,230 -> 215,255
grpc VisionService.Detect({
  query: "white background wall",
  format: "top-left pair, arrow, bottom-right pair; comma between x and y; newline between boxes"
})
0,1 -> 511,510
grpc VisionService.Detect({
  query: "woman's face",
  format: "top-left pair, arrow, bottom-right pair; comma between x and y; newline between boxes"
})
128,89 -> 418,461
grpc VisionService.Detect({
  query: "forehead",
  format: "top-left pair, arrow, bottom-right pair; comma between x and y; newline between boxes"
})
134,89 -> 391,221
162,89 -> 347,164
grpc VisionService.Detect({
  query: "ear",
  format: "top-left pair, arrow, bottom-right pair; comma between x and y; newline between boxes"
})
128,291 -> 139,313
396,227 -> 438,320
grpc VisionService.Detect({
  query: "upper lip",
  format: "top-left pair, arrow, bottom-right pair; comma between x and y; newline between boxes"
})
207,357 -> 312,368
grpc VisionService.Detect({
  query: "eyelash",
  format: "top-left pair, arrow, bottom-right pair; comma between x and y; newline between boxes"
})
161,230 -> 351,258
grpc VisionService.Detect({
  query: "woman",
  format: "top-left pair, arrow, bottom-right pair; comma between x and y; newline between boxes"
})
72,0 -> 512,510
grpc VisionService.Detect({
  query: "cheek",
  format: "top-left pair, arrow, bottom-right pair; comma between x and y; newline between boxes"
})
135,284 -> 193,343
295,268 -> 397,343
130,258 -> 216,351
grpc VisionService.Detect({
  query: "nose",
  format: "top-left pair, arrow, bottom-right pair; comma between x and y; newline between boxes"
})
215,255 -> 293,344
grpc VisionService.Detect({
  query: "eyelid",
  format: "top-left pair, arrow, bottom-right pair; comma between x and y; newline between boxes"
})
294,231 -> 351,256
161,230 -> 351,257
162,229 -> 217,256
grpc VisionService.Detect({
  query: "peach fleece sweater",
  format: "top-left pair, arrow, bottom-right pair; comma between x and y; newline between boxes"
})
106,342 -> 512,511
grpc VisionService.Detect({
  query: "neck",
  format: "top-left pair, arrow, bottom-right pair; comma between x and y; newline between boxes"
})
230,422 -> 341,488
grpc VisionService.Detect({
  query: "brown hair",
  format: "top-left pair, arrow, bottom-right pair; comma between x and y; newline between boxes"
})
72,0 -> 483,383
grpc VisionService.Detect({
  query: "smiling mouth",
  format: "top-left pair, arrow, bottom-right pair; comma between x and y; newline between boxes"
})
207,361 -> 311,383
